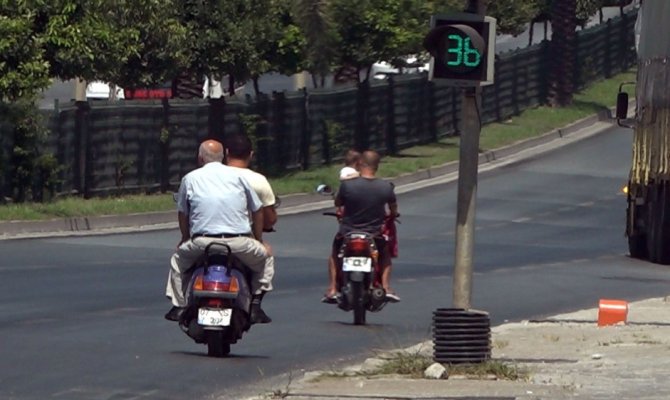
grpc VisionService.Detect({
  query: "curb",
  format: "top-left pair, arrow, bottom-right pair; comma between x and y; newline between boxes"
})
0,108 -> 620,240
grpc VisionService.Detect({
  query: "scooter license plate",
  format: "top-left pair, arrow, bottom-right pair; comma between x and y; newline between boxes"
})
342,257 -> 372,272
198,308 -> 232,326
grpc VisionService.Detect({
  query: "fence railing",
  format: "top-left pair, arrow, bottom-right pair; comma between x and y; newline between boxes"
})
1,10 -> 638,199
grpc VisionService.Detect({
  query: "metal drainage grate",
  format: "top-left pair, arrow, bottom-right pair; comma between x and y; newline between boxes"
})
433,308 -> 491,364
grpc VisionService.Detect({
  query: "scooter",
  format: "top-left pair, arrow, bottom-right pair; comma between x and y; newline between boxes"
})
178,242 -> 253,357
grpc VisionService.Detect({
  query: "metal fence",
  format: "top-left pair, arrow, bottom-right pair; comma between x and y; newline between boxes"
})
1,10 -> 638,199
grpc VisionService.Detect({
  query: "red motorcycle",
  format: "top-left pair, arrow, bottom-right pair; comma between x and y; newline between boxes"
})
324,211 -> 398,325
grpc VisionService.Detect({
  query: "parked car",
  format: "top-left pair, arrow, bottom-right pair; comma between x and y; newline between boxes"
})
86,81 -> 124,100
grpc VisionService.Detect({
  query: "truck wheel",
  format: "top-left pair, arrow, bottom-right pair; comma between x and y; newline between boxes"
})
628,234 -> 648,260
658,185 -> 670,264
647,187 -> 670,265
658,229 -> 670,264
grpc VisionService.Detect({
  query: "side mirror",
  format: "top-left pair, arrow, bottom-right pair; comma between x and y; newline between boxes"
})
172,192 -> 178,203
616,92 -> 629,120
616,81 -> 636,129
316,184 -> 333,196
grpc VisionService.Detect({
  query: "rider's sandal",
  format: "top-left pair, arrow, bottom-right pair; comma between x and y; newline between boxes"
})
321,292 -> 339,304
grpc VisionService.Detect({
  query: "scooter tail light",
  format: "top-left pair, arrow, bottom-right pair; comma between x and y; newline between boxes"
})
193,275 -> 204,290
206,298 -> 224,307
203,276 -> 240,293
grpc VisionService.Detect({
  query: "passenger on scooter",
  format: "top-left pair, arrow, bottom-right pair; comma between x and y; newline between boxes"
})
224,134 -> 278,322
224,134 -> 278,232
165,139 -> 274,324
323,150 -> 400,303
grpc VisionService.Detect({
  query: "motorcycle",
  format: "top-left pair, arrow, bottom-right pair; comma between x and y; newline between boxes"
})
178,242 -> 253,357
325,212 -> 390,325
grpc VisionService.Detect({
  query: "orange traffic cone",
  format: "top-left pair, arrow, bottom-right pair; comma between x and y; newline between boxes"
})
597,299 -> 628,327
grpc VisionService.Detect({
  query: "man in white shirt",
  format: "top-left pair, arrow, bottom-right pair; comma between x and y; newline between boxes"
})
224,134 -> 278,232
165,140 -> 274,324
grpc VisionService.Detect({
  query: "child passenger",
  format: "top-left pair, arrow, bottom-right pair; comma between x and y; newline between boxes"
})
339,149 -> 361,181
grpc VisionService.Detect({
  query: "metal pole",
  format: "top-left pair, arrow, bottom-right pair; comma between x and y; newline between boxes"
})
453,0 -> 485,310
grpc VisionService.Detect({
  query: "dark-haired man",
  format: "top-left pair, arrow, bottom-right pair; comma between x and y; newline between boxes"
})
224,134 -> 278,323
225,134 -> 277,232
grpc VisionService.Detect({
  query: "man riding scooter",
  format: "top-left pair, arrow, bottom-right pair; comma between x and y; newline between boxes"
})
165,139 -> 274,325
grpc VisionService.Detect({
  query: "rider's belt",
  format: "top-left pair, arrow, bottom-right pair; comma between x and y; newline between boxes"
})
192,233 -> 252,239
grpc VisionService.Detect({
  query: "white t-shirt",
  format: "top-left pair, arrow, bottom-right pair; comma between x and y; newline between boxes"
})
339,166 -> 360,181
229,167 -> 276,207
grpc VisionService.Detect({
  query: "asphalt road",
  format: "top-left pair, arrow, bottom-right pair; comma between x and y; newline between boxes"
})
2,125 -> 670,400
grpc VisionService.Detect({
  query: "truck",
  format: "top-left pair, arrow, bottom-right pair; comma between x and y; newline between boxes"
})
616,0 -> 670,264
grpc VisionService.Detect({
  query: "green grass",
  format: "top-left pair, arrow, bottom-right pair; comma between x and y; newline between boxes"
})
0,69 -> 636,221
315,352 -> 527,381
372,353 -> 527,380
0,194 -> 175,221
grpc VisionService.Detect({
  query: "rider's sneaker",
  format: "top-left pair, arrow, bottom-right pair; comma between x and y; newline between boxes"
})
385,292 -> 401,303
250,305 -> 272,324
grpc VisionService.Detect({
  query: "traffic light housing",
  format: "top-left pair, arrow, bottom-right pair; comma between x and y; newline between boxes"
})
423,13 -> 497,86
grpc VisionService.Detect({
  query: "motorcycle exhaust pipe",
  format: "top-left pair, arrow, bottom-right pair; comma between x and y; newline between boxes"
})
368,288 -> 387,312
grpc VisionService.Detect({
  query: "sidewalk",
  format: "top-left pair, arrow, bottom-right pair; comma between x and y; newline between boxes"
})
246,296 -> 670,400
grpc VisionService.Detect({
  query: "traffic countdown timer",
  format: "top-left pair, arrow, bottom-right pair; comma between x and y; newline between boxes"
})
423,13 -> 497,86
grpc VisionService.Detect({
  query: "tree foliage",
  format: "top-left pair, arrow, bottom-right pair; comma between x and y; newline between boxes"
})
0,5 -> 50,102
0,0 -> 618,98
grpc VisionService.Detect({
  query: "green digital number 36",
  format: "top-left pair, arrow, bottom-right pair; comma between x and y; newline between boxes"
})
446,34 -> 481,68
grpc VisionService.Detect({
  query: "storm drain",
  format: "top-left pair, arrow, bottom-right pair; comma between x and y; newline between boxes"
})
433,308 -> 491,364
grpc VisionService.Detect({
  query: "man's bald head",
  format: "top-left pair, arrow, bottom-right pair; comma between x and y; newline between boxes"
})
198,140 -> 224,165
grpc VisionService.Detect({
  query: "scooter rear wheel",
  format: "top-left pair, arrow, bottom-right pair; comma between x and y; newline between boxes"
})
352,282 -> 366,325
206,330 -> 231,357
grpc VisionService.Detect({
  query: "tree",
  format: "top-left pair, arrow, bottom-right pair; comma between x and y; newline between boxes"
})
31,0 -> 135,83
487,0 -> 540,36
0,4 -> 57,203
329,0 -> 429,83
260,2 -> 307,82
548,0 -> 577,106
292,0 -> 337,87
106,0 -> 190,89
0,7 -> 50,102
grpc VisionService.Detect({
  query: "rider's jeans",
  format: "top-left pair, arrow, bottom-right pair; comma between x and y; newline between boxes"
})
166,236 -> 274,307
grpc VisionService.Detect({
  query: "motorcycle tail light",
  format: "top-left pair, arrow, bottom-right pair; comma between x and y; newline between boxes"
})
347,238 -> 369,255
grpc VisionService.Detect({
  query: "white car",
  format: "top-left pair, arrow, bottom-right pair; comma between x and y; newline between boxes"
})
86,81 -> 124,100
371,56 -> 430,80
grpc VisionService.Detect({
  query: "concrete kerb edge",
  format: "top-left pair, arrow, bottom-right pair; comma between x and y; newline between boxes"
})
0,109 -> 623,240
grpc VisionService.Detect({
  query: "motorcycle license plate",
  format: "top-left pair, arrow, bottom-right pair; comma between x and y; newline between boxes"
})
198,308 -> 232,326
342,257 -> 372,272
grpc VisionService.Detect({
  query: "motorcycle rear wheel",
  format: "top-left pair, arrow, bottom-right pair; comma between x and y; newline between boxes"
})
206,330 -> 231,357
352,282 -> 366,325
